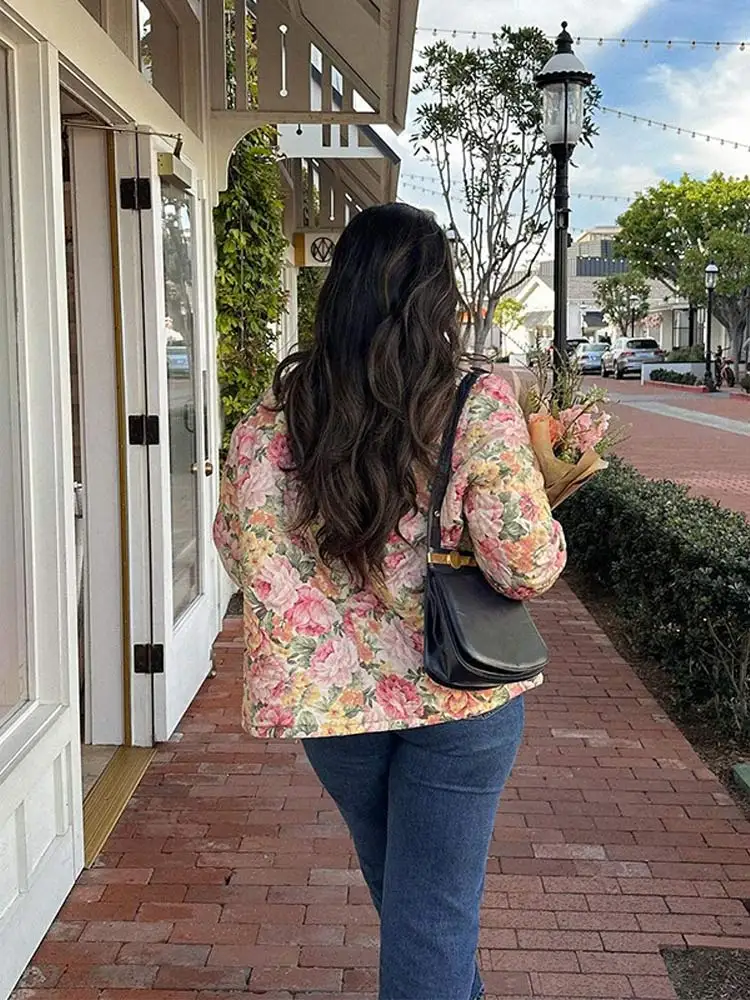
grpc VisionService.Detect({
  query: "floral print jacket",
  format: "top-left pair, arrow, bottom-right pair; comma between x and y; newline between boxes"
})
213,373 -> 566,739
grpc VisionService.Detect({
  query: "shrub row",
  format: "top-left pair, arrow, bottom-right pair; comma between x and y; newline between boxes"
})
667,345 -> 705,363
740,373 -> 750,394
649,368 -> 699,386
558,459 -> 750,735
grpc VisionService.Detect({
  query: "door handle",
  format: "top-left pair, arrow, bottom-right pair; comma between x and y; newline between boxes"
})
191,460 -> 214,476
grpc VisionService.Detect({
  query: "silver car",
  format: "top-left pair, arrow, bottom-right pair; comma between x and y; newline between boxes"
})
601,337 -> 666,379
574,341 -> 609,373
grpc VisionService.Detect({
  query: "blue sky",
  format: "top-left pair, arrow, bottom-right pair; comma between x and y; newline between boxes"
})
387,0 -> 750,237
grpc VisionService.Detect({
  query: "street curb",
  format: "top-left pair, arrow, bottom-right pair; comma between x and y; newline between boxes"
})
733,763 -> 750,794
729,390 -> 750,403
646,381 -> 709,394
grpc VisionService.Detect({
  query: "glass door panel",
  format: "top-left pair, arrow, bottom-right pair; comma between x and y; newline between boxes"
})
0,46 -> 28,729
161,182 -> 200,620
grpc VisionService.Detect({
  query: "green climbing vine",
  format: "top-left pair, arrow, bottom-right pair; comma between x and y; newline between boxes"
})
214,130 -> 287,447
296,266 -> 325,349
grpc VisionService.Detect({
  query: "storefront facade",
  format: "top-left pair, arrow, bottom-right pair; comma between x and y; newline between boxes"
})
0,2 -> 415,996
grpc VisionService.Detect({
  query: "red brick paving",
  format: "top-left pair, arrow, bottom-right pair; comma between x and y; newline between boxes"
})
580,377 -> 750,518
14,587 -> 750,1000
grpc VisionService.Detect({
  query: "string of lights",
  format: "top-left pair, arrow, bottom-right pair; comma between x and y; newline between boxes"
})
417,26 -> 748,51
400,175 -> 634,203
601,107 -> 750,153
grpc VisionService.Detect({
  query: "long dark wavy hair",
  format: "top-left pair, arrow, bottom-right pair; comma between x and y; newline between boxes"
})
272,203 -> 462,585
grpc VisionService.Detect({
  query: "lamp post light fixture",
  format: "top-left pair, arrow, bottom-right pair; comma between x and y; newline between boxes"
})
444,224 -> 459,264
704,261 -> 719,391
629,294 -> 639,337
536,22 -> 594,382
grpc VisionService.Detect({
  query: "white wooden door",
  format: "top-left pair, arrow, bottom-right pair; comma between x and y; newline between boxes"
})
116,132 -> 221,746
0,28 -> 83,998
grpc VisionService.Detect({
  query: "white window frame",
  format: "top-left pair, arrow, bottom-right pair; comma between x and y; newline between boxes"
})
0,8 -> 81,789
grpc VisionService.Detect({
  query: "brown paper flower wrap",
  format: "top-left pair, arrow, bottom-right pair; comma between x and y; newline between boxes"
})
504,367 -> 615,510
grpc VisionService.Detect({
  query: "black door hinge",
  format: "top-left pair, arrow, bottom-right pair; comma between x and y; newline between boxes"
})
120,177 -> 152,211
133,643 -> 164,675
128,414 -> 160,446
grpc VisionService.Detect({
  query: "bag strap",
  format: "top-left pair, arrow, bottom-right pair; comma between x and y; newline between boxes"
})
428,369 -> 483,554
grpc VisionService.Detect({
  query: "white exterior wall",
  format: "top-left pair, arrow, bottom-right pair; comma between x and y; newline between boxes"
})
0,2 -> 224,992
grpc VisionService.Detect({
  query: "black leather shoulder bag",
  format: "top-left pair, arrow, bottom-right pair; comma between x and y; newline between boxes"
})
423,370 -> 549,690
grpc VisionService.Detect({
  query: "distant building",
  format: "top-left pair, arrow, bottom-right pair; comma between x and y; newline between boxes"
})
510,227 -> 728,354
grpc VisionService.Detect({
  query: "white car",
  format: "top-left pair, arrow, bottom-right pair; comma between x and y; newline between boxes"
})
601,338 -> 666,379
574,341 -> 609,373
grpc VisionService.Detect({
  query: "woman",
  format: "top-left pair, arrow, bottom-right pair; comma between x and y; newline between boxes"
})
214,203 -> 566,1000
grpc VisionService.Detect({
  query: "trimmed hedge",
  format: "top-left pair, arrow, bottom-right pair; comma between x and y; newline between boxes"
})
558,460 -> 750,735
649,368 -> 699,386
667,345 -> 705,363
740,373 -> 750,394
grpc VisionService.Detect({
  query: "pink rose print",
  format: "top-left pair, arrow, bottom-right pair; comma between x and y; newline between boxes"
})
288,585 -> 336,636
308,637 -> 359,687
247,656 -> 288,702
383,548 -> 423,591
267,432 -> 293,470
233,422 -> 263,461
254,704 -> 296,738
519,493 -> 538,520
378,620 -> 422,670
236,459 -> 276,509
375,675 -> 423,722
480,375 -> 515,404
213,516 -> 242,564
255,557 -> 302,614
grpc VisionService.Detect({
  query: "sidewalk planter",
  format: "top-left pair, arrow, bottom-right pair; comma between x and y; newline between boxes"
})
558,459 -> 750,736
641,362 -> 706,385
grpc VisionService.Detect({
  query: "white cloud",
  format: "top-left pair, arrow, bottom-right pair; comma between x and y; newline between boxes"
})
416,0 -> 660,38
644,46 -> 750,176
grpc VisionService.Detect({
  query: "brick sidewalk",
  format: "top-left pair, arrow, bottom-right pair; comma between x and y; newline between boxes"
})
582,378 -> 750,517
16,583 -> 750,1000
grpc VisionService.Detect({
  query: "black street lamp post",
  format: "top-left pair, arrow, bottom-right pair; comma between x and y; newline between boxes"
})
629,294 -> 639,338
536,23 -> 594,383
704,261 -> 719,391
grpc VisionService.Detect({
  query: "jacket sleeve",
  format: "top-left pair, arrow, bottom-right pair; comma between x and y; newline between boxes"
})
449,375 -> 567,600
212,430 -> 245,590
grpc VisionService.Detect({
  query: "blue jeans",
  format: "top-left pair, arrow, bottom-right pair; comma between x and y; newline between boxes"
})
302,695 -> 525,1000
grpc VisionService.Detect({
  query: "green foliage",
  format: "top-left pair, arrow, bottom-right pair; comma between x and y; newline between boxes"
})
559,460 -> 750,736
615,174 -> 750,358
410,27 -> 600,351
594,272 -> 650,337
493,297 -> 525,329
740,373 -> 750,394
297,267 -> 325,350
667,345 -> 705,363
649,369 -> 699,385
214,132 -> 287,447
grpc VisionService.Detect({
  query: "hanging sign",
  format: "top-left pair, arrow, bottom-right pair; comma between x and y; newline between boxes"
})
293,230 -> 342,267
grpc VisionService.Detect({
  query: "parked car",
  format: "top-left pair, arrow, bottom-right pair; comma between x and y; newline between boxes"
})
574,341 -> 609,373
564,338 -> 591,357
601,337 -> 666,379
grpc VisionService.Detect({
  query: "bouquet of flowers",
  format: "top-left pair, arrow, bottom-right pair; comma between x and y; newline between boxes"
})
507,353 -> 621,509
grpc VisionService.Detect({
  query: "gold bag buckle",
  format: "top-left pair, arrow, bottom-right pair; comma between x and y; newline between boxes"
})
427,550 -> 477,569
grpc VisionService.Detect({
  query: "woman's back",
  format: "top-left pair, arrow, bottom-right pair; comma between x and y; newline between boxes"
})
214,372 -> 564,739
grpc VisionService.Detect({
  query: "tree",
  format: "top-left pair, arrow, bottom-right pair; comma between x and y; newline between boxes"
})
594,272 -> 650,338
616,174 -> 750,369
678,230 -> 750,373
214,132 -> 288,448
411,28 -> 600,353
492,297 -> 525,355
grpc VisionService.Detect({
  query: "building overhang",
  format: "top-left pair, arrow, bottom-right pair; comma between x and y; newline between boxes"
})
206,0 -> 417,193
